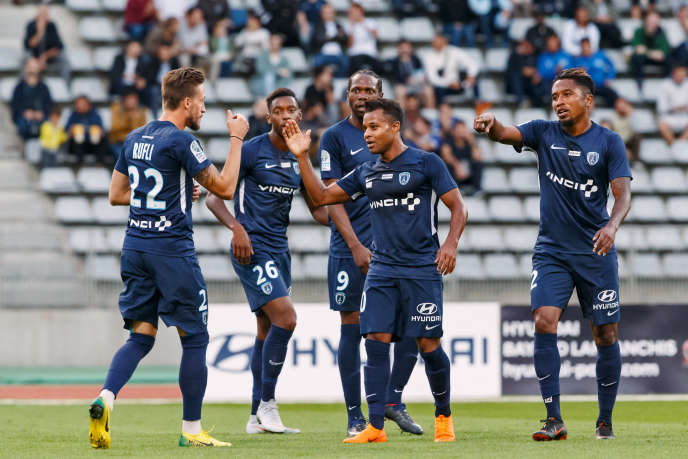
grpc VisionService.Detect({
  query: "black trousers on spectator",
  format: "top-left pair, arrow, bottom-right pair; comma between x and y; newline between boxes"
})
595,22 -> 625,48
348,54 -> 381,76
67,138 -> 112,167
630,53 -> 670,88
506,71 -> 541,106
595,84 -> 619,107
452,160 -> 483,196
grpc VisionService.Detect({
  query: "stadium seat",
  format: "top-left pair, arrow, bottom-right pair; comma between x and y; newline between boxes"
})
0,77 -> 16,102
483,253 -> 521,279
454,253 -> 485,279
86,255 -> 121,281
518,253 -> 533,277
282,47 -> 309,74
72,77 -> 108,103
374,18 -> 401,43
629,253 -> 664,278
670,140 -> 688,164
103,0 -> 126,12
214,227 -> 232,252
618,18 -> 642,43
92,197 -> 128,224
488,196 -> 525,222
66,0 -> 101,12
0,47 -> 21,73
639,139 -> 673,165
105,227 -> 125,251
646,225 -> 684,250
288,226 -> 329,252
651,167 -> 687,193
70,228 -> 107,254
514,108 -> 547,126
93,46 -> 120,72
509,168 -> 540,193
40,168 -> 79,194
203,81 -> 218,103
290,198 -> 313,223
79,17 -> 117,43
462,196 -> 489,222
199,255 -> 235,281
214,78 -> 253,103
24,139 -> 41,165
193,227 -> 220,253
467,226 -> 504,251
290,254 -> 306,280
503,226 -> 537,252
604,49 -> 628,74
508,18 -> 533,41
524,196 -> 540,222
66,48 -> 95,73
590,107 -> 615,125
302,254 -> 328,279
631,109 -> 656,134
476,138 -> 496,163
617,253 -> 630,279
662,253 -> 688,278
614,225 -> 646,251
358,0 -> 388,12
206,137 -> 229,163
629,196 -> 667,222
463,48 -> 485,70
481,167 -> 511,193
198,108 -> 230,135
478,78 -> 503,103
608,79 -> 642,103
629,166 -> 654,193
641,78 -> 664,104
666,196 -> 688,221
327,0 -> 350,11
76,167 -> 110,193
97,107 -> 112,131
56,196 -> 93,223
494,141 -> 535,164
490,108 -> 513,127
290,77 -> 311,100
453,108 -> 476,124
485,48 -> 509,73
661,19 -> 684,47
45,77 -> 71,103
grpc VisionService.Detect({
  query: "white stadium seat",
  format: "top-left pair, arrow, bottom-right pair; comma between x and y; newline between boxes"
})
199,255 -> 235,281
105,227 -> 126,251
478,78 -> 503,103
193,227 -> 220,253
503,226 -> 537,252
646,225 -> 684,251
92,197 -> 128,224
103,0 -> 126,12
524,196 -> 540,222
56,197 -> 93,223
302,254 -> 328,279
467,226 -> 504,251
651,167 -> 686,193
454,254 -> 485,280
629,196 -> 667,222
485,48 -> 509,73
604,49 -> 628,74
375,18 -> 401,42
94,46 -> 120,72
215,78 -> 253,103
198,108 -> 230,135
484,253 -> 521,279
76,167 -> 110,193
40,168 -> 79,194
0,77 -> 16,102
509,168 -> 540,193
283,48 -> 309,74
288,226 -> 329,252
86,255 -> 120,281
481,167 -> 511,193
670,140 -> 688,164
67,48 -> 95,73
45,77 -> 71,103
80,17 -> 117,43
494,142 -> 534,164
67,0 -> 101,12
0,47 -> 22,73
630,109 -> 656,134
639,139 -> 673,165
488,196 -> 525,222
518,253 -> 533,277
290,198 -> 313,223
629,253 -> 664,278
629,166 -> 653,193
70,228 -> 107,253
666,196 -> 688,222
608,79 -> 642,103
662,253 -> 688,278
614,225 -> 646,251
462,196 -> 489,222
206,137 -> 230,162
72,77 -> 109,103
514,108 -> 548,126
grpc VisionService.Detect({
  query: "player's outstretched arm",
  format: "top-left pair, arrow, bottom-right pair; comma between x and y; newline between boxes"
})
302,187 -> 330,226
473,112 -> 523,146
205,193 -> 253,264
109,169 -> 131,205
435,188 -> 468,275
593,176 -> 631,256
194,110 -> 249,199
282,119 -> 351,207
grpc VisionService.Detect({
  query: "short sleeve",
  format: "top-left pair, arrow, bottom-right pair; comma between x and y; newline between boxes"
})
425,153 -> 458,196
514,119 -> 549,153
319,129 -> 342,179
237,139 -> 257,183
607,133 -> 632,181
336,166 -> 365,200
179,134 -> 212,178
114,138 -> 128,175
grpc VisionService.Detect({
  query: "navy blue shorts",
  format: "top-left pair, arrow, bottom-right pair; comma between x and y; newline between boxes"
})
361,275 -> 443,339
327,256 -> 366,311
118,249 -> 208,335
232,249 -> 291,312
530,251 -> 620,325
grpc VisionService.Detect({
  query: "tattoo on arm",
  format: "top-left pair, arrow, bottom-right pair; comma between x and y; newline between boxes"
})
194,165 -> 218,190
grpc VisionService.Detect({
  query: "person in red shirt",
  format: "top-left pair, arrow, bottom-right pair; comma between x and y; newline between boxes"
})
124,0 -> 157,42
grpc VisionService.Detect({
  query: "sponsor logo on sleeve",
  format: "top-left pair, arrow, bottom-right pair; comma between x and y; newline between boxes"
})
190,140 -> 207,163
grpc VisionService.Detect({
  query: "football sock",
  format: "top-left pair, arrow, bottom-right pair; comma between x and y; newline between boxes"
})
596,341 -> 621,424
179,332 -> 209,421
250,338 -> 264,415
364,339 -> 390,430
421,346 -> 451,417
103,332 -> 155,399
387,336 -> 418,405
182,420 -> 201,435
534,332 -> 561,420
98,389 -> 115,410
338,324 -> 363,422
262,325 -> 293,402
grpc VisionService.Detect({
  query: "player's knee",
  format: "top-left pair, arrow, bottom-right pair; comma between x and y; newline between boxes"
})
416,337 -> 440,353
129,332 -> 155,355
593,326 -> 617,347
180,330 -> 210,349
533,310 -> 558,333
281,311 -> 297,331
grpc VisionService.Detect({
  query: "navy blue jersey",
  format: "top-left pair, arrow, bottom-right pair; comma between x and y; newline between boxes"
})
234,133 -> 302,252
319,118 -> 375,257
516,120 -> 632,254
337,147 -> 457,279
114,120 -> 211,257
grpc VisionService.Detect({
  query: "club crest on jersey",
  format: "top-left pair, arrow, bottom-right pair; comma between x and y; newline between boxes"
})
335,292 -> 346,305
292,161 -> 300,175
261,281 -> 273,295
190,140 -> 207,163
399,172 -> 410,185
587,151 -> 599,166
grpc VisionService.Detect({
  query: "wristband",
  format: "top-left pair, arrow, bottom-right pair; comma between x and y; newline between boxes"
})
231,135 -> 244,141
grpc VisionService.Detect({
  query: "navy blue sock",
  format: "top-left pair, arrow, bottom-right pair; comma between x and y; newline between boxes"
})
534,333 -> 561,420
262,325 -> 293,402
421,347 -> 451,417
250,338 -> 264,415
364,339 -> 390,430
387,337 -> 418,406
338,324 -> 363,422
596,341 -> 621,424
179,332 -> 209,421
103,332 -> 155,396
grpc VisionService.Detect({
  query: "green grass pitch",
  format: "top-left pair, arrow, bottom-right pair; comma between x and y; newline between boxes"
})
3,401 -> 686,458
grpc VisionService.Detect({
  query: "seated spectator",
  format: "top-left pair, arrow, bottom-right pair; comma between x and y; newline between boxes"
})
384,40 -> 433,107
423,33 -> 479,104
575,38 -> 618,107
630,11 -> 670,89
533,0 -> 577,17
144,17 -> 181,58
262,0 -> 301,47
525,9 -> 555,53
439,0 -> 477,48
440,120 -> 483,195
23,5 -> 70,83
209,18 -> 233,80
581,0 -> 624,48
137,44 -> 181,115
12,58 -> 52,140
197,0 -> 231,34
154,0 -> 192,21
109,89 -> 147,159
658,65 -> 688,145
493,0 -> 514,48
468,0 -> 493,48
392,0 -> 431,16
39,106 -> 66,168
609,98 -> 640,161
506,38 -> 541,107
432,102 -> 460,142
304,65 -> 337,124
65,95 -> 110,167
233,11 -> 270,76
300,0 -> 326,29
251,33 -> 292,96
345,3 -> 380,75
124,0 -> 157,41
403,93 -> 423,128
246,99 -> 271,140
310,3 -> 348,77
537,34 -> 573,91
561,6 -> 600,57
405,117 -> 441,154
109,40 -> 147,98
178,6 -> 210,72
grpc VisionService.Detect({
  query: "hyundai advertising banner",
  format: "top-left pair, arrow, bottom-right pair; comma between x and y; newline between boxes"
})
501,305 -> 688,395
205,303 -> 501,402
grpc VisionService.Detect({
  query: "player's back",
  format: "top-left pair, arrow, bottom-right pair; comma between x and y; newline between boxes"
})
115,120 -> 211,257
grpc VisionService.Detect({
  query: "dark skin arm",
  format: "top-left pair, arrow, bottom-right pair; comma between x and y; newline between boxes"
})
205,193 -> 254,264
435,188 -> 468,275
473,112 -> 523,146
302,186 -> 330,226
593,176 -> 631,256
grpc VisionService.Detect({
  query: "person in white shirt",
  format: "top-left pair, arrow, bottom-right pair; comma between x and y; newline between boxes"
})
422,33 -> 480,103
561,6 -> 600,56
658,65 -> 688,144
234,11 -> 270,75
345,3 -> 379,75
178,6 -> 210,71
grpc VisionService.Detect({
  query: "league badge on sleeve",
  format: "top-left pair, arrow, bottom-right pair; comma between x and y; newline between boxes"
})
586,151 -> 599,166
320,149 -> 331,171
190,140 -> 207,163
399,172 -> 410,185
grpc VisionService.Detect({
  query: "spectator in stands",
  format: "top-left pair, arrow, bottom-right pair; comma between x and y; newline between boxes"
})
404,92 -> 423,128
304,65 -> 337,123
310,3 -> 348,77
439,0 -> 477,48
440,120 -> 483,195
537,34 -> 573,93
23,5 -> 70,83
525,9 -> 555,53
561,6 -> 600,56
233,10 -> 270,75
678,4 -> 688,35
630,0 -> 656,19
506,38 -> 541,108
300,0 -> 326,29
178,6 -> 210,71
610,97 -> 640,161
197,0 -> 231,34
124,0 -> 157,42
144,17 -> 181,58
432,102 -> 460,141
345,3 -> 380,75
11,58 -> 52,140
658,64 -> 688,145
262,0 -> 301,47
300,101 -> 329,163
65,95 -> 110,167
154,0 -> 193,21
423,33 -> 480,104
533,0 -> 577,16
630,11 -> 670,89
251,33 -> 292,96
384,39 -> 433,106
405,116 -> 441,154
246,99 -> 271,140
209,18 -> 233,80
109,89 -> 147,159
39,106 -> 66,168
392,0 -> 431,16
138,44 -> 181,115
582,0 -> 624,48
109,40 -> 147,99
467,0 -> 493,48
493,0 -> 514,48
575,38 -> 618,107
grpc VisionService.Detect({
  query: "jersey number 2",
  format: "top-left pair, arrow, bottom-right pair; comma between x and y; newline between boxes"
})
128,165 -> 166,210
